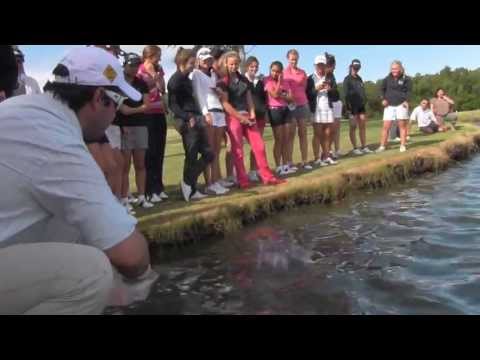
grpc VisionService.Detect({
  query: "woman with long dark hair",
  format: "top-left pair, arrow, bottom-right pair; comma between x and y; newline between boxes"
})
167,47 -> 214,202
137,45 -> 168,203
343,59 -> 372,155
244,56 -> 269,182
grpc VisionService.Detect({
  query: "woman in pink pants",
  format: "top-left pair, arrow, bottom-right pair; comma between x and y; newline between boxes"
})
218,51 -> 285,189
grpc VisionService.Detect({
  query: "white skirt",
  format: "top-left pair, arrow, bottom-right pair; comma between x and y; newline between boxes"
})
383,104 -> 409,121
314,97 -> 333,124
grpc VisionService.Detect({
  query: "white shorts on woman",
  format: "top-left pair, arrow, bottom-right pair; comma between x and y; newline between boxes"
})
383,104 -> 409,121
210,111 -> 226,127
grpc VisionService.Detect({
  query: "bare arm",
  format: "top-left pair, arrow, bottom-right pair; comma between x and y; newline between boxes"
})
443,95 -> 455,105
104,229 -> 150,279
118,94 -> 149,116
246,89 -> 256,119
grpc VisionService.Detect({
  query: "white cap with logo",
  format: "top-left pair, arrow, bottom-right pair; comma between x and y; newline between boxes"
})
197,47 -> 213,61
314,54 -> 327,65
52,46 -> 141,101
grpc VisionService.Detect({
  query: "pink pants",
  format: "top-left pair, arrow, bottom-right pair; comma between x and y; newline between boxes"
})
226,114 -> 276,187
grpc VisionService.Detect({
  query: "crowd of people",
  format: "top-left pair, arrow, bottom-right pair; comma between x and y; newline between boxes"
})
2,45 -> 460,214
0,45 -> 460,314
89,46 -> 459,213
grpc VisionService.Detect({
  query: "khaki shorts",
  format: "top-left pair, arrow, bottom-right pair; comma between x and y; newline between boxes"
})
121,127 -> 148,151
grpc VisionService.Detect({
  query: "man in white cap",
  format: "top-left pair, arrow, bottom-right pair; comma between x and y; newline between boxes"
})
0,46 -> 157,315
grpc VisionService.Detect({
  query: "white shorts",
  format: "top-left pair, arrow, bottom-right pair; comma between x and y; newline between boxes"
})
105,125 -> 121,149
332,100 -> 343,119
211,111 -> 226,127
383,105 -> 409,121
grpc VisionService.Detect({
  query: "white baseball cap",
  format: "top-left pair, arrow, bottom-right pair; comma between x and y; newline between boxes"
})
314,54 -> 327,65
53,46 -> 141,101
197,47 -> 213,61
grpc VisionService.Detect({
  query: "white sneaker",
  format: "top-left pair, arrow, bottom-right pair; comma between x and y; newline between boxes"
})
399,145 -> 407,153
288,164 -> 298,173
276,166 -> 284,175
216,182 -> 230,193
190,190 -> 208,200
248,171 -> 260,182
218,179 -> 235,188
352,148 -> 364,156
159,192 -> 169,199
406,136 -> 411,141
314,158 -> 324,166
324,157 -> 338,165
138,199 -> 154,209
302,164 -> 313,170
128,195 -> 138,204
362,147 -> 373,154
376,146 -> 386,153
180,181 -> 192,202
207,183 -> 229,195
283,165 -> 296,175
149,193 -> 162,203
123,203 -> 136,215
393,137 -> 401,143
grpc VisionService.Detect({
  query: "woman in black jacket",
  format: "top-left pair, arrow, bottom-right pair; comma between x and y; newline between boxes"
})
376,60 -> 412,153
167,47 -> 214,202
244,56 -> 268,182
343,59 -> 372,155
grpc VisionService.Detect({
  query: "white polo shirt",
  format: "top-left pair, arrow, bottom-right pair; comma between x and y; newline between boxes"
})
0,93 -> 137,250
410,106 -> 438,128
190,69 -> 223,115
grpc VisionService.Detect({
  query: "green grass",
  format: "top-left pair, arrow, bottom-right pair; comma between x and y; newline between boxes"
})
128,110 -> 480,244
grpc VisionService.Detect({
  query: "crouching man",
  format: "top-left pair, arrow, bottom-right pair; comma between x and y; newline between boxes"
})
0,47 -> 157,315
409,98 -> 447,135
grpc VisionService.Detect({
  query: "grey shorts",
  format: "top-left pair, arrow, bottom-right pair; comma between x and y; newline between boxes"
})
121,126 -> 148,151
287,104 -> 310,121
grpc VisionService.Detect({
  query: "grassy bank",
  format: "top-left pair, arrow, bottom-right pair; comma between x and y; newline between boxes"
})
132,110 -> 480,246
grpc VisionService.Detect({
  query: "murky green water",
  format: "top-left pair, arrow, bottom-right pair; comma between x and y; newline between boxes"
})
110,155 -> 480,314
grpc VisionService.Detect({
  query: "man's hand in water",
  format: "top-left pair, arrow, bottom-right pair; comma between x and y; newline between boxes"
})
108,265 -> 160,307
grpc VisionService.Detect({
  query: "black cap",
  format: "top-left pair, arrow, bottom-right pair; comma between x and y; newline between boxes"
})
123,52 -> 142,66
351,59 -> 361,67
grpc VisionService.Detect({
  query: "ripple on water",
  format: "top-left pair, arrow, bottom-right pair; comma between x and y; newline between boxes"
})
113,156 -> 480,315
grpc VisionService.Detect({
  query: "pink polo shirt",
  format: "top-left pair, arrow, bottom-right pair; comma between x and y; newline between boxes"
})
136,63 -> 165,114
283,65 -> 308,106
264,76 -> 291,108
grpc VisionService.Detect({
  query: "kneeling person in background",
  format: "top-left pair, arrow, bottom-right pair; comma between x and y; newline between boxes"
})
410,99 -> 446,134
